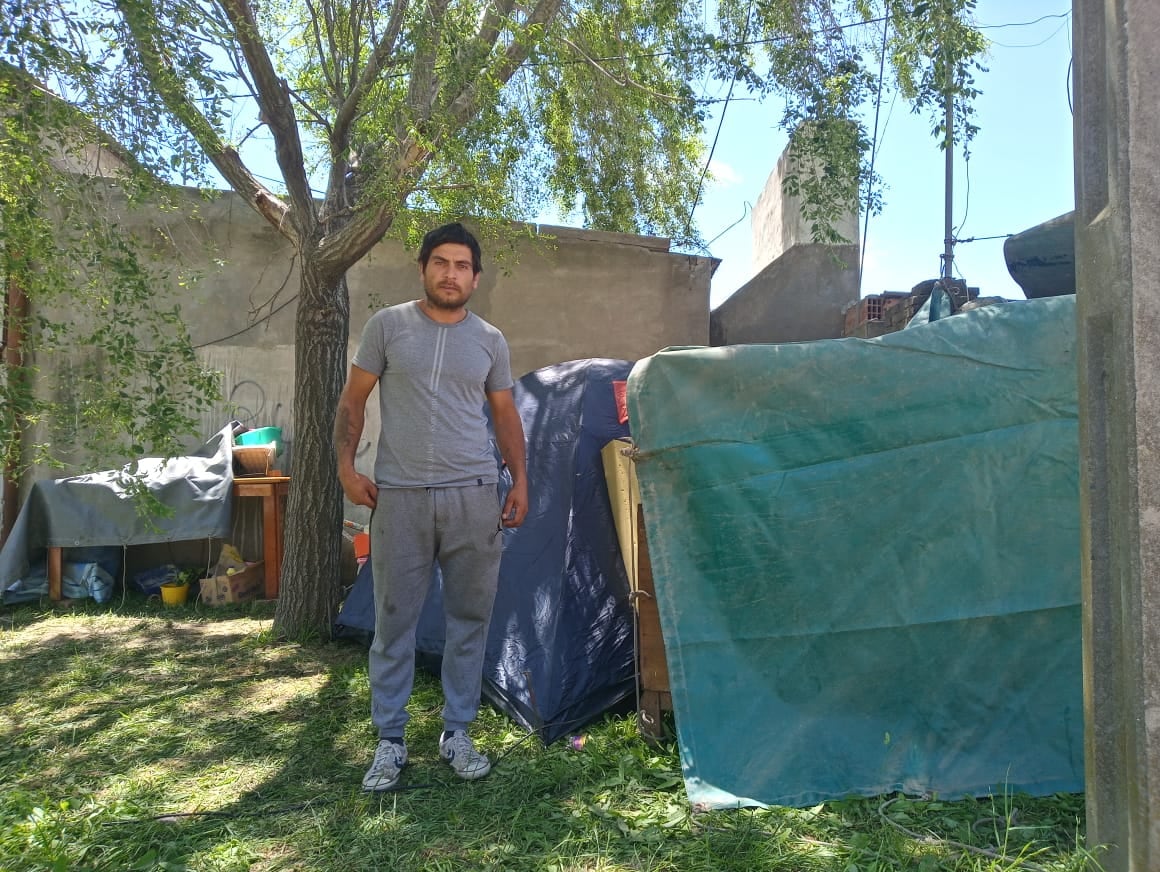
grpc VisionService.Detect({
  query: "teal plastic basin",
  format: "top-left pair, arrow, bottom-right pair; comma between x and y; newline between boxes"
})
236,426 -> 283,457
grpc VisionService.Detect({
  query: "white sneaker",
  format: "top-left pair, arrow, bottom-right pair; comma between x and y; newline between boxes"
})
439,730 -> 491,780
362,739 -> 407,791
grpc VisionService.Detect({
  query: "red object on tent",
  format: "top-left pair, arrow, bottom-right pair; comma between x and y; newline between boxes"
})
613,380 -> 629,425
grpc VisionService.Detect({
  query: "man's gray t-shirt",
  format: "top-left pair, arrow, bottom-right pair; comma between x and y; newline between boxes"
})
352,301 -> 514,488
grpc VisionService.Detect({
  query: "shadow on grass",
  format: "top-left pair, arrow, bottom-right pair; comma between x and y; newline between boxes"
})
0,602 -> 1094,872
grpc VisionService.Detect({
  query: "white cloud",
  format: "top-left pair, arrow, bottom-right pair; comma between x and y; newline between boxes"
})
707,159 -> 741,187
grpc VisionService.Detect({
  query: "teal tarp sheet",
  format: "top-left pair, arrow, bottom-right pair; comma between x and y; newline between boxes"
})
626,296 -> 1082,809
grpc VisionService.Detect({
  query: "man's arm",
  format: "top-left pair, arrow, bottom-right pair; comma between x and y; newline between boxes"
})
487,388 -> 528,527
335,365 -> 380,509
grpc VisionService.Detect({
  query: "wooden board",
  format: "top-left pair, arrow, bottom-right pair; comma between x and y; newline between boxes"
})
600,439 -> 673,741
634,503 -> 672,740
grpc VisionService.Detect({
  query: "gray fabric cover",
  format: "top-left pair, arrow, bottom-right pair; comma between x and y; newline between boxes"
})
0,425 -> 235,590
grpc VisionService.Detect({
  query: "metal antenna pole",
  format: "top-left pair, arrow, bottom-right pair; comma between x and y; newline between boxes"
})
941,59 -> 955,282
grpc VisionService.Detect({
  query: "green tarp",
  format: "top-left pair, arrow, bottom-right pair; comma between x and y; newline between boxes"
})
626,296 -> 1082,808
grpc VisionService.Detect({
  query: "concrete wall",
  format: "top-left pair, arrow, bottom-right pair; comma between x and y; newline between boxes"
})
23,186 -> 713,497
751,145 -> 859,275
150,187 -> 713,373
710,244 -> 859,345
711,138 -> 860,346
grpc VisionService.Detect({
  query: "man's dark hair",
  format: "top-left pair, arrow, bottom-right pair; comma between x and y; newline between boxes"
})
418,222 -> 483,275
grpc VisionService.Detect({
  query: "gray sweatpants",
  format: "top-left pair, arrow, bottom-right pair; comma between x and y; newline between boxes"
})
368,484 -> 503,737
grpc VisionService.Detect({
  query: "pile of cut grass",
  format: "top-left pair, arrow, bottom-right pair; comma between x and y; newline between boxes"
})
0,600 -> 1098,871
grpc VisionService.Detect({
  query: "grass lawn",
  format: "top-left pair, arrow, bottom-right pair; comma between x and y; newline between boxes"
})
0,598 -> 1098,871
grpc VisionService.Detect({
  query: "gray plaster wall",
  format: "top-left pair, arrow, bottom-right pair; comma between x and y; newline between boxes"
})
710,244 -> 860,345
712,134 -> 861,346
751,145 -> 859,275
21,186 -> 713,508
155,188 -> 712,377
1073,1 -> 1160,869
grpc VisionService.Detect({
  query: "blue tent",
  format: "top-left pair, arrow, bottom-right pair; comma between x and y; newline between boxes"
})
335,358 -> 636,743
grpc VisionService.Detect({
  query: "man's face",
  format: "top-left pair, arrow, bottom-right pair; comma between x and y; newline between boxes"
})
420,242 -> 480,311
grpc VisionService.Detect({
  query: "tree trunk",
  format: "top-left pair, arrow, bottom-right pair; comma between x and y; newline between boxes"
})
2,272 -> 30,544
273,258 -> 350,639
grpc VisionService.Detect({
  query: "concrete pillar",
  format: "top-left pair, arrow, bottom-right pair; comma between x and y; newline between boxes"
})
1073,2 -> 1160,870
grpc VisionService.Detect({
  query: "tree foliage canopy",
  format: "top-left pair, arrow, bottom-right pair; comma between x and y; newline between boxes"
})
5,0 -> 987,262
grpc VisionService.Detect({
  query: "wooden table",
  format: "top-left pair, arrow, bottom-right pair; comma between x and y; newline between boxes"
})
232,475 -> 290,599
43,474 -> 292,601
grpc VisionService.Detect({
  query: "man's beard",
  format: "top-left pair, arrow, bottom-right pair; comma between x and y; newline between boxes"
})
426,286 -> 466,310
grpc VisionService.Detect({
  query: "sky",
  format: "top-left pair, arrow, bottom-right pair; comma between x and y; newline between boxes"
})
692,0 -> 1076,309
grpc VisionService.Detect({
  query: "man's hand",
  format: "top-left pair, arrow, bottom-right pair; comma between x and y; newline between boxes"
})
501,477 -> 528,527
340,470 -> 378,509
488,388 -> 528,528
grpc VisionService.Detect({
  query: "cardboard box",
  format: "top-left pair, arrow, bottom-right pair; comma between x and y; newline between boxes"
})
199,561 -> 264,605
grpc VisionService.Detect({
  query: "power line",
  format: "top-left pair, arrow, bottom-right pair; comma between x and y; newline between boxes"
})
1066,55 -> 1074,113
682,2 -> 758,241
976,11 -> 1070,30
519,15 -> 891,75
954,154 -> 971,239
192,293 -> 298,348
955,233 -> 1013,244
1066,13 -> 1074,114
704,201 -> 751,248
139,11 -> 1067,247
987,18 -> 1069,50
684,87 -> 736,240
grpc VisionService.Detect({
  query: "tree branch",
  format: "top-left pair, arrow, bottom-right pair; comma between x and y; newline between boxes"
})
331,0 -> 409,147
455,0 -> 515,74
405,0 -> 453,126
315,142 -> 430,274
112,0 -> 292,238
557,34 -> 686,102
476,0 -> 516,53
304,0 -> 341,106
447,0 -> 564,126
321,0 -> 411,231
215,0 -> 317,236
316,0 -> 563,274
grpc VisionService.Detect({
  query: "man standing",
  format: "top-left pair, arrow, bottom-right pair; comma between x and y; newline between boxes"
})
334,222 -> 528,791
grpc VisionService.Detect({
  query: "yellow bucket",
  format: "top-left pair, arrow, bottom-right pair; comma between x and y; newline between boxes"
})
159,582 -> 190,606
